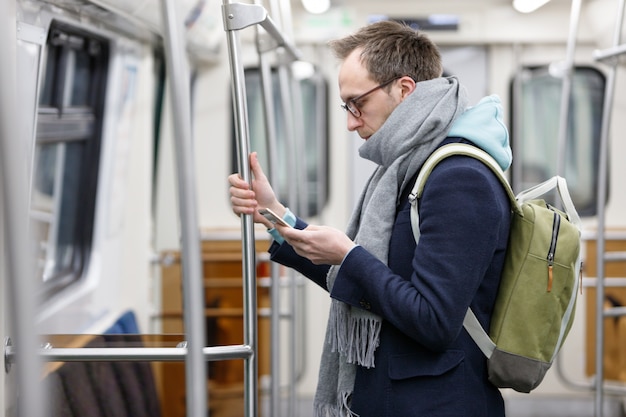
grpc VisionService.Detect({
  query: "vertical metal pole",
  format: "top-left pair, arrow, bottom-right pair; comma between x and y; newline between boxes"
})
273,7 -> 312,415
158,1 -> 208,416
314,68 -> 329,214
256,26 -> 281,417
290,77 -> 308,218
0,1 -> 46,416
276,62 -> 299,417
266,1 -> 283,31
275,2 -> 300,410
288,70 -> 310,417
262,2 -> 288,414
511,43 -> 524,194
222,2 -> 259,416
555,0 -> 582,178
594,1 -> 625,415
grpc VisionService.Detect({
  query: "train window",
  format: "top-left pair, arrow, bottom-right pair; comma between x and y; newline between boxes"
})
231,65 -> 329,216
31,22 -> 108,295
511,66 -> 606,216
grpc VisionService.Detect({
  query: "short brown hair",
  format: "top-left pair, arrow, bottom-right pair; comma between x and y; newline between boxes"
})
328,20 -> 443,84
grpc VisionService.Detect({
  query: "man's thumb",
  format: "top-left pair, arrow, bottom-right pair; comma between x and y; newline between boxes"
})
249,152 -> 267,180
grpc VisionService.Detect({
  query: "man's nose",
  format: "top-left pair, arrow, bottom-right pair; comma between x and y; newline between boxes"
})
346,113 -> 361,131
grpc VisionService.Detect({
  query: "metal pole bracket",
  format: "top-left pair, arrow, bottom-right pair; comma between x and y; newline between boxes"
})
222,3 -> 268,32
222,2 -> 301,61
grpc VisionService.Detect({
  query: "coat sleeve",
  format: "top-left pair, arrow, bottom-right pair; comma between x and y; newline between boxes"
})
268,217 -> 332,291
330,156 -> 510,351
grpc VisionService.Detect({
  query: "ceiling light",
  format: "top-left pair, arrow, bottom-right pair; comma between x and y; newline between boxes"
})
301,0 -> 330,14
513,0 -> 551,13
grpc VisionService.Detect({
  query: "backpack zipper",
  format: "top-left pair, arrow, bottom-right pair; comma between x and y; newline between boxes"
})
547,209 -> 561,292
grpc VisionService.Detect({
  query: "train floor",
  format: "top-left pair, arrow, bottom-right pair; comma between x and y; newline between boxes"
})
270,394 -> 626,417
504,393 -> 626,417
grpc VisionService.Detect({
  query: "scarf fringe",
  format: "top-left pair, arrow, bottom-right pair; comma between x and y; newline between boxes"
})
347,315 -> 381,368
327,300 -> 350,352
327,300 -> 381,369
314,391 -> 360,417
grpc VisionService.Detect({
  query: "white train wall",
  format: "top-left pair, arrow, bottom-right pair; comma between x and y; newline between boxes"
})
2,0 -> 626,413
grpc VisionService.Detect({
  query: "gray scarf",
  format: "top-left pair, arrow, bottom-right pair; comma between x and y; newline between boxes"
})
314,77 -> 469,417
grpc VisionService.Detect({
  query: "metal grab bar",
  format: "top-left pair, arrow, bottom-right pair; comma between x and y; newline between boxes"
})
549,2 -> 626,413
594,44 -> 626,62
584,277 -> 626,287
555,0 -> 582,179
604,252 -> 626,262
6,345 -> 254,363
222,2 -> 304,416
252,2 -> 308,414
255,19 -> 283,417
159,0 -> 207,415
253,6 -> 322,415
592,0 -> 626,414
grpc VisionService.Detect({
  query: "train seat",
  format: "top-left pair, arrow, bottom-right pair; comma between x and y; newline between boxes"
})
43,311 -> 161,417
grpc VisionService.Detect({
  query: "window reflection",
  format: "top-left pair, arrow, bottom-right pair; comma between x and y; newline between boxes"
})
70,49 -> 93,106
511,66 -> 606,216
233,66 -> 328,216
31,22 -> 108,295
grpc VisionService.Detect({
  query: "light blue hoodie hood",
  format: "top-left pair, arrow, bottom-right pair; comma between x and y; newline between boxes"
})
447,94 -> 512,171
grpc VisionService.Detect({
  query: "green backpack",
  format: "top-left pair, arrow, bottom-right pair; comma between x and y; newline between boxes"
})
408,143 -> 582,393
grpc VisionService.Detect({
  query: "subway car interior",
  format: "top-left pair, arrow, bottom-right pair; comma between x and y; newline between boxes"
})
2,0 -> 626,416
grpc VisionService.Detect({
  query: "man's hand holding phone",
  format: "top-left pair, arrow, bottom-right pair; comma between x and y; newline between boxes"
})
259,208 -> 355,265
258,208 -> 292,228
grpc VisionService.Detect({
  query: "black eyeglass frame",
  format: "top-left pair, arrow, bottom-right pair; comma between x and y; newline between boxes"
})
340,76 -> 402,118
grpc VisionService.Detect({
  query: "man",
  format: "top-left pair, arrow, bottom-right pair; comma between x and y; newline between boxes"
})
229,20 -> 511,417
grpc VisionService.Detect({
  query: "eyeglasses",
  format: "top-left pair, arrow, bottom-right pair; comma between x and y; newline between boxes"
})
340,77 -> 401,118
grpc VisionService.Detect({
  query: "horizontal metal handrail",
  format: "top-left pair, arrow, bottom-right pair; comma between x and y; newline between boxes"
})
604,251 -> 626,262
583,277 -> 626,287
5,344 -> 253,363
593,44 -> 626,62
603,306 -> 626,318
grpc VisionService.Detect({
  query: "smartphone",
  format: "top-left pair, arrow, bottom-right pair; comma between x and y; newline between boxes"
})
258,208 -> 292,228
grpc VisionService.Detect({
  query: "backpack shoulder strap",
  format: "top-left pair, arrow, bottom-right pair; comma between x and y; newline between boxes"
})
408,143 -> 520,240
407,143 -> 519,358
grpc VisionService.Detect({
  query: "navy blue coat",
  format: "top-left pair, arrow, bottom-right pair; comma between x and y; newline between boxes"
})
270,139 -> 511,417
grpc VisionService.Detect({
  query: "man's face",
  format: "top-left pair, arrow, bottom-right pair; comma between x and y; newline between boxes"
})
338,49 -> 402,140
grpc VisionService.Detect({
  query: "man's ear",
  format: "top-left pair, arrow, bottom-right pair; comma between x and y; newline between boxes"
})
398,76 -> 417,99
